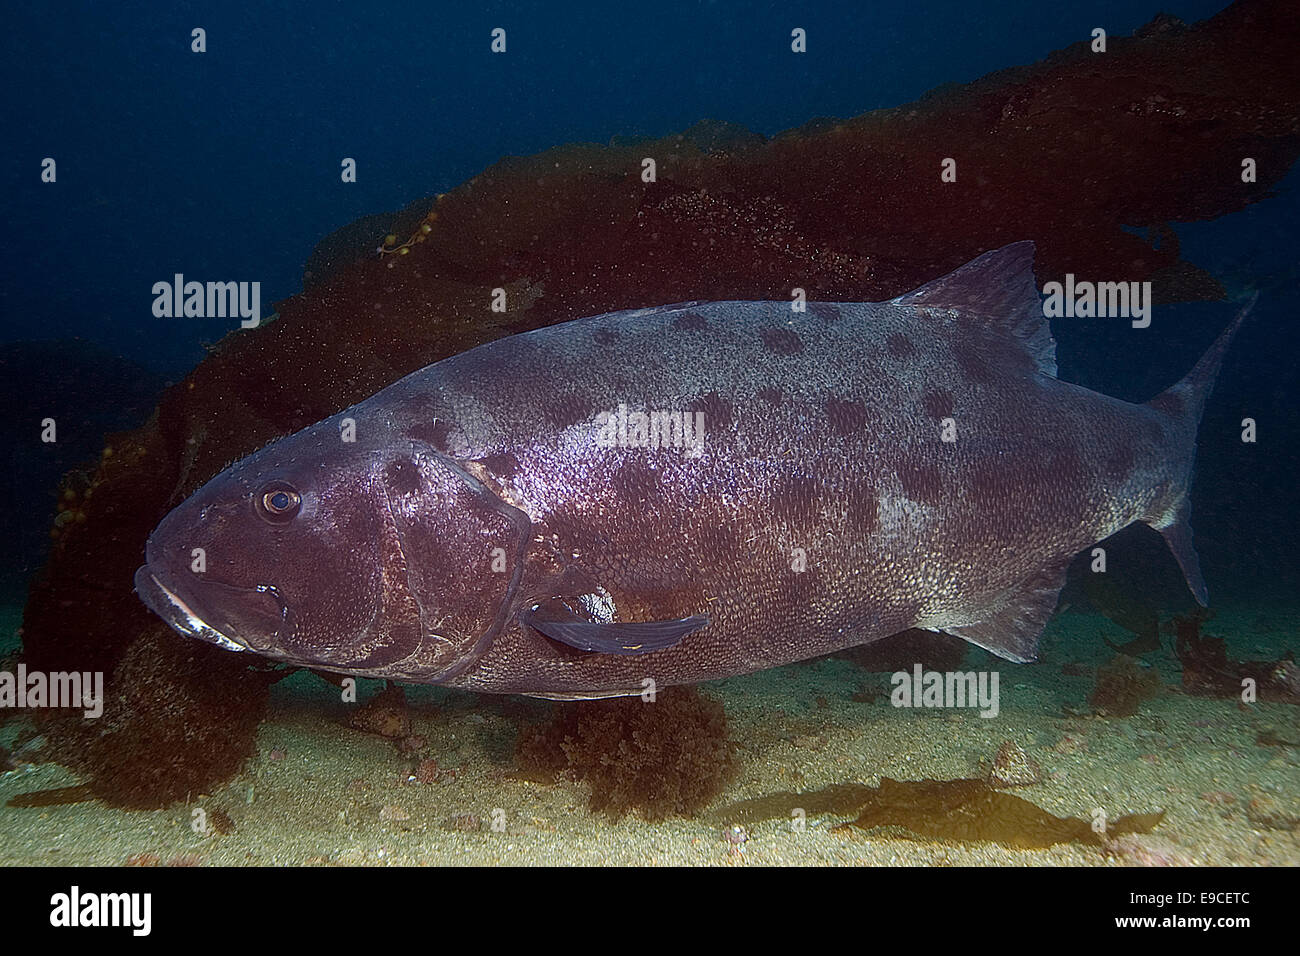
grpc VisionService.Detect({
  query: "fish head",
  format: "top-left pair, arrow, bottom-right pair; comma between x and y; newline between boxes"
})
134,415 -> 528,680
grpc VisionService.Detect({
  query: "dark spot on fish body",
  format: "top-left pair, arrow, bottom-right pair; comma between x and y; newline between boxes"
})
1049,446 -> 1084,483
921,389 -> 955,420
593,328 -> 617,346
966,457 -> 1008,503
756,386 -> 783,406
671,311 -> 708,332
385,458 -> 422,496
768,475 -> 820,524
843,481 -> 879,535
612,458 -> 663,502
897,456 -> 943,504
760,327 -> 804,356
540,392 -> 597,430
1148,390 -> 1184,416
824,397 -> 869,437
409,419 -> 453,452
399,485 -> 525,630
808,303 -> 841,323
784,562 -> 823,604
953,347 -> 995,385
1103,441 -> 1136,482
687,391 -> 733,433
1139,416 -> 1166,451
886,331 -> 918,359
478,452 -> 520,479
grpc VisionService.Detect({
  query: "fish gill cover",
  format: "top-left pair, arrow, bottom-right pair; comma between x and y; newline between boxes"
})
11,0 -> 1300,814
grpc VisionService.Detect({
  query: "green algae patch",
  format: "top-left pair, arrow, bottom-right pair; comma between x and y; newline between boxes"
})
715,777 -> 1164,849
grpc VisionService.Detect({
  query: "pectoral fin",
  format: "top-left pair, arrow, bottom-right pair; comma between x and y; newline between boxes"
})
521,598 -> 707,655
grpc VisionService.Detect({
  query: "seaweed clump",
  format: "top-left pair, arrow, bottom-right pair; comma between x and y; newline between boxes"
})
1089,654 -> 1162,717
346,684 -> 412,739
515,688 -> 734,820
1174,611 -> 1300,703
714,777 -> 1164,850
45,627 -> 271,809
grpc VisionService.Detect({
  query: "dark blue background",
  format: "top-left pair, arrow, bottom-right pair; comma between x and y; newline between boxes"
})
1,0 -> 1256,375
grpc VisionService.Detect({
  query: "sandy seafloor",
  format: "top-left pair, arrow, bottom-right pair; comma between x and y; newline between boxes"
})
0,602 -> 1296,867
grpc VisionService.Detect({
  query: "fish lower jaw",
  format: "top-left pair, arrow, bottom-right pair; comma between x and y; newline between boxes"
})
148,573 -> 246,654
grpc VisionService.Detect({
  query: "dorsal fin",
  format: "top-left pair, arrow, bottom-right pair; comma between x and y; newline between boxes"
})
893,241 -> 1057,377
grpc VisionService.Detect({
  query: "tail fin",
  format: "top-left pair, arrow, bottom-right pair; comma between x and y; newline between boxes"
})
1143,293 -> 1256,605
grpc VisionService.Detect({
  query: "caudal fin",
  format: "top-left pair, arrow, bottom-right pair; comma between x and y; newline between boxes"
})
1143,294 -> 1256,605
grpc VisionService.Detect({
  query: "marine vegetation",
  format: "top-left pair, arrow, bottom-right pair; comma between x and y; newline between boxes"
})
514,688 -> 735,820
714,777 -> 1164,850
1174,610 -> 1300,703
1089,654 -> 1164,717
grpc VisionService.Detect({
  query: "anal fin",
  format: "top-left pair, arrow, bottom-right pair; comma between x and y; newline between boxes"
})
944,559 -> 1070,662
1152,502 -> 1208,606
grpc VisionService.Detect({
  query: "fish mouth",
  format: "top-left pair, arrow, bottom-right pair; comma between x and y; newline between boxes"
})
134,565 -> 248,652
134,565 -> 294,655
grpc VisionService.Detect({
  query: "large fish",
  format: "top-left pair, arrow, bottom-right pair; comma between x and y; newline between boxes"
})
134,243 -> 1246,698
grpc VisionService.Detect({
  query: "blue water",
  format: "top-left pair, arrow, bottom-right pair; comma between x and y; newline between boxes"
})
2,0 -> 1250,375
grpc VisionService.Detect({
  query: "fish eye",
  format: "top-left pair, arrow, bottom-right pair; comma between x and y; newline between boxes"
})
256,483 -> 301,524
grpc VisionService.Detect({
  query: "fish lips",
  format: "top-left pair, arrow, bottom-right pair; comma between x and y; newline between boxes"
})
134,564 -> 294,656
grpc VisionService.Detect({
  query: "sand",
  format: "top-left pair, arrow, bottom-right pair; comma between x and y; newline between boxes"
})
1,603 -> 1297,866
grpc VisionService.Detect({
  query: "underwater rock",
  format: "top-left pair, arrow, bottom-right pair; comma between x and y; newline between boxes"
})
346,685 -> 411,739
302,195 -> 439,290
514,688 -> 734,820
19,0 -> 1300,798
442,812 -> 481,832
1089,654 -> 1163,717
